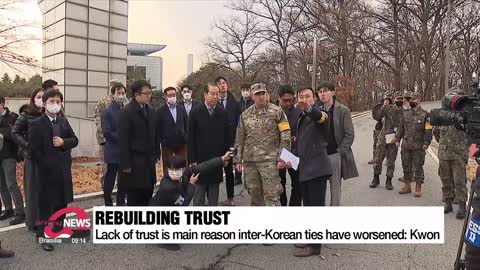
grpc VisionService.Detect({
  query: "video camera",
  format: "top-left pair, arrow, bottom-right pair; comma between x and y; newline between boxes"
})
430,73 -> 480,270
430,73 -> 480,146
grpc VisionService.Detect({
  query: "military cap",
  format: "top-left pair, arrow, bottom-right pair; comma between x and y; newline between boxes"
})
383,91 -> 393,99
411,92 -> 421,99
394,91 -> 403,98
251,83 -> 267,94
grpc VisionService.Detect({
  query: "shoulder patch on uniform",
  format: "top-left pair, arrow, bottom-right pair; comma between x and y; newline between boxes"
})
278,121 -> 290,132
317,112 -> 328,124
425,119 -> 432,130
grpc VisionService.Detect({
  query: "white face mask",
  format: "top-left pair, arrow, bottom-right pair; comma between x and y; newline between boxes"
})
167,96 -> 177,105
183,92 -> 192,100
242,91 -> 251,98
168,169 -> 184,181
46,103 -> 61,114
34,98 -> 43,108
114,95 -> 126,104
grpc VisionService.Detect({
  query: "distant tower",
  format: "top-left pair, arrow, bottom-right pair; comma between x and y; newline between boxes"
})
187,54 -> 193,76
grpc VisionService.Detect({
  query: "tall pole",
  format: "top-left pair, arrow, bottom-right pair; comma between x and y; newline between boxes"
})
312,37 -> 317,91
445,0 -> 451,92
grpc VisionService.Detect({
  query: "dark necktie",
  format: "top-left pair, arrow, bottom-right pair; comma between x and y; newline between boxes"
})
51,119 -> 56,126
220,98 -> 225,108
208,107 -> 214,117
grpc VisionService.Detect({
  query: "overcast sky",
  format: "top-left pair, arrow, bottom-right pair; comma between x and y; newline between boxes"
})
17,0 -> 233,87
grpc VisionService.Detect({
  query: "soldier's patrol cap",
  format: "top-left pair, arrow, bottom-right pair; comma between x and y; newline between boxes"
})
403,91 -> 413,98
251,83 -> 267,94
411,92 -> 421,99
384,91 -> 393,99
110,78 -> 121,86
394,91 -> 403,98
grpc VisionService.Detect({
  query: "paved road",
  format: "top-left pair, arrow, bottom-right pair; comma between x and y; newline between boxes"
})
0,102 -> 466,270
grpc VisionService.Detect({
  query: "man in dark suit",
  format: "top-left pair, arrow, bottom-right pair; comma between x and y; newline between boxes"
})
293,86 -> 332,257
188,82 -> 231,206
215,76 -> 241,206
101,83 -> 128,206
178,85 -> 200,118
239,83 -> 254,113
29,89 -> 78,252
157,86 -> 188,175
118,80 -> 159,207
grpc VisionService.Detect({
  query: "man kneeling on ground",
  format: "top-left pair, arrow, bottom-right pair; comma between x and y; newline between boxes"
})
149,151 -> 232,250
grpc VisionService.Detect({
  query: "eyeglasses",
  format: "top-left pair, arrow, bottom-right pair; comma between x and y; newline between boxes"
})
281,98 -> 293,103
140,91 -> 152,96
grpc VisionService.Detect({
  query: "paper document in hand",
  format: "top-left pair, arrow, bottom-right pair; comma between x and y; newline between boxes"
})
280,148 -> 299,170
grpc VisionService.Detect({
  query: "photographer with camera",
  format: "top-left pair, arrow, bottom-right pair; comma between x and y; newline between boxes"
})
433,89 -> 468,219
370,92 -> 404,190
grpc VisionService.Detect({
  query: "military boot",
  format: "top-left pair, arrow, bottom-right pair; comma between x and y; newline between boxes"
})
398,176 -> 404,182
414,182 -> 422,197
0,242 -> 14,258
385,177 -> 393,190
370,174 -> 380,188
444,200 -> 453,214
368,159 -> 375,165
399,180 -> 411,194
456,202 -> 467,219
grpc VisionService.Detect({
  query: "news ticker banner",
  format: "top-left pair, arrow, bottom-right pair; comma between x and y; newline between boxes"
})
92,207 -> 444,244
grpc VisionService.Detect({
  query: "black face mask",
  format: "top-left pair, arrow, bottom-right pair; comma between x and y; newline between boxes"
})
395,101 -> 403,107
409,102 -> 417,108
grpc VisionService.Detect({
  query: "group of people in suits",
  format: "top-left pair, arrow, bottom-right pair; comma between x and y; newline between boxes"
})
0,79 -> 79,253
104,77 -> 249,209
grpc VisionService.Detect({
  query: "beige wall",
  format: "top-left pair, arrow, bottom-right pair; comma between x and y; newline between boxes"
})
5,98 -> 30,114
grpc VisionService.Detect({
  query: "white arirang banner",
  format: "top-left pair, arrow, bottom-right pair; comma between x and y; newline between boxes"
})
92,207 -> 444,244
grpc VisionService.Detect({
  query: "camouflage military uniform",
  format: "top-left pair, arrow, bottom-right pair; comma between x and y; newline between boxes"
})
235,103 -> 291,206
433,126 -> 468,203
94,95 -> 113,187
373,104 -> 403,178
396,107 -> 432,185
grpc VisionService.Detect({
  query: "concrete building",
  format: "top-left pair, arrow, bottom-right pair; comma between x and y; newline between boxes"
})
127,43 -> 165,90
38,0 -> 128,118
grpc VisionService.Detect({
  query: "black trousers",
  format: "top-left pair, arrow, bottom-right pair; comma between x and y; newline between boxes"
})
300,176 -> 328,250
36,201 -> 66,238
279,168 -> 302,206
127,188 -> 153,206
103,164 -> 127,206
224,160 -> 235,199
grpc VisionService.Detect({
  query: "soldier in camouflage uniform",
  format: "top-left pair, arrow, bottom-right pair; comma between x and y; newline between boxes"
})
398,90 -> 412,182
234,83 -> 291,206
395,92 -> 432,197
433,90 -> 468,219
94,79 -> 121,188
369,102 -> 383,165
371,92 -> 404,190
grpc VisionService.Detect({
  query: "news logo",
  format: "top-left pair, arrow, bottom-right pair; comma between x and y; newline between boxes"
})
37,207 -> 91,244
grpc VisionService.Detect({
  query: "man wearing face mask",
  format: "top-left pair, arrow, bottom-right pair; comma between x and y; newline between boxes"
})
95,78 -> 122,189
371,92 -> 404,190
149,151 -> 232,250
178,85 -> 200,118
395,92 -> 432,197
397,90 -> 412,183
28,89 -> 78,252
101,83 -> 128,206
239,83 -> 254,113
157,87 -> 188,176
0,96 -> 23,225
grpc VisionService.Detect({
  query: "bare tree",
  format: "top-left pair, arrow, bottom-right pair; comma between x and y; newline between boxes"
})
206,10 -> 265,82
0,0 -> 40,74
232,0 -> 311,83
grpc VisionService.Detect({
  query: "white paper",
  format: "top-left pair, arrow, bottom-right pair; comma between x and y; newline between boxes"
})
280,148 -> 300,171
385,133 -> 396,144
